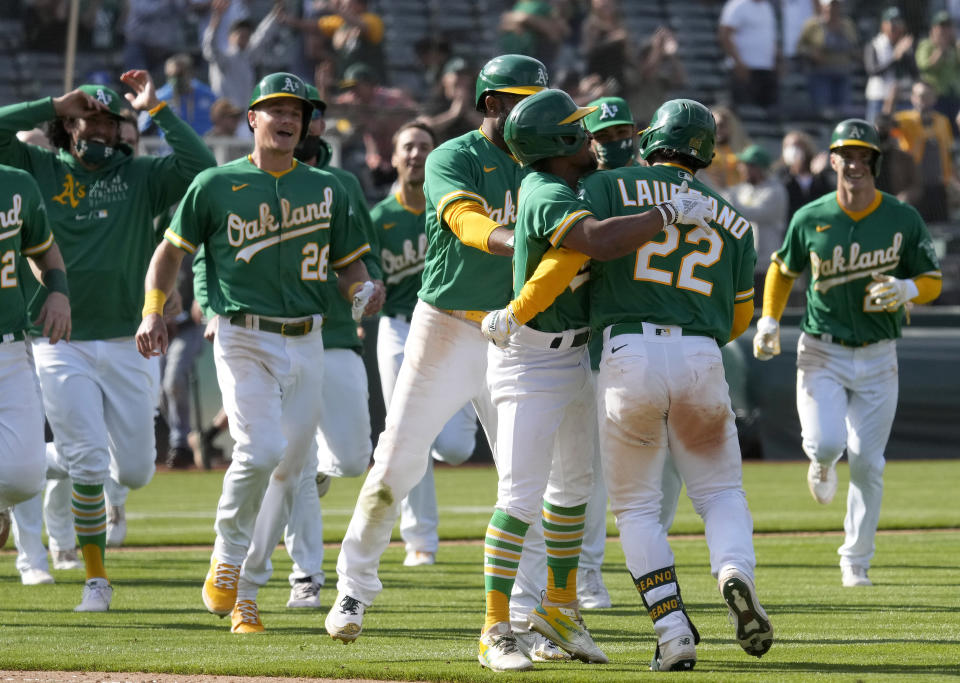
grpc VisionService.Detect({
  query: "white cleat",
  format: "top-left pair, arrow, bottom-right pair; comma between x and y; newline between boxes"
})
841,565 -> 872,587
529,601 -> 608,663
106,505 -> 126,547
75,577 -> 113,612
718,567 -> 773,658
807,461 -> 837,504
577,567 -> 612,609
650,632 -> 696,671
287,577 -> 322,608
21,568 -> 55,585
403,550 -> 435,567
514,630 -> 571,661
325,593 -> 366,642
478,622 -> 534,672
315,472 -> 331,498
52,549 -> 84,570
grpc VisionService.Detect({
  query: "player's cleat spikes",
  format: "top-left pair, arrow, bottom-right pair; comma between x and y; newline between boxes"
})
21,568 -> 55,585
287,577 -> 322,608
52,549 -> 83,570
514,630 -> 571,661
202,558 -> 240,616
403,550 -> 435,567
577,567 -> 612,609
650,632 -> 697,671
231,599 -> 265,633
528,600 -> 608,663
106,504 -> 126,547
807,461 -> 837,504
75,577 -> 112,612
718,567 -> 774,658
478,622 -> 534,672
841,565 -> 872,587
325,593 -> 366,642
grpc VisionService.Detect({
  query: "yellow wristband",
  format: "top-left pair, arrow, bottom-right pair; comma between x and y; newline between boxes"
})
148,101 -> 168,117
142,289 -> 167,318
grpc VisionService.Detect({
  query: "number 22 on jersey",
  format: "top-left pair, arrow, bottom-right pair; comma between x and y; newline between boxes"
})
634,224 -> 723,295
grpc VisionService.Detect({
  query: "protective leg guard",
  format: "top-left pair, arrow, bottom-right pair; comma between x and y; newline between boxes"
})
633,565 -> 700,671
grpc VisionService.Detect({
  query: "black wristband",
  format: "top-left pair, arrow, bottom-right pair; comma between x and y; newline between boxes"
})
42,268 -> 70,297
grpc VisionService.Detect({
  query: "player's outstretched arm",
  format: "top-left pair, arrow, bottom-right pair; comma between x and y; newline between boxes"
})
753,262 -> 794,360
30,243 -> 71,344
136,240 -> 187,358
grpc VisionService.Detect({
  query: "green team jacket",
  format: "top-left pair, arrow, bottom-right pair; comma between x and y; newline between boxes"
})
0,98 -> 216,340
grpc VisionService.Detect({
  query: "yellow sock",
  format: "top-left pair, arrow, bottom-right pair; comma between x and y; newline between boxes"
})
484,589 -> 511,632
546,566 -> 578,605
81,543 -> 108,581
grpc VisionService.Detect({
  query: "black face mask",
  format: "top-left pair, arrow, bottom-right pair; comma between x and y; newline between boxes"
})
294,135 -> 332,168
75,139 -> 116,166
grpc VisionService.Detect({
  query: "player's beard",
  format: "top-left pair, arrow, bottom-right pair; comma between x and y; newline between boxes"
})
495,110 -> 509,140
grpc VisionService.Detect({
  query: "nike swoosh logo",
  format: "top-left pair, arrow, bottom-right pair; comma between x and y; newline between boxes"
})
816,224 -> 830,232
483,166 -> 497,173
383,222 -> 396,229
611,344 -> 627,354
232,184 -> 249,192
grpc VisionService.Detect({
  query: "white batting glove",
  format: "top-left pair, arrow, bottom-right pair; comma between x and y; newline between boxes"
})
351,281 -> 376,322
481,306 -> 521,348
752,315 -> 781,361
867,273 -> 918,312
657,180 -> 713,229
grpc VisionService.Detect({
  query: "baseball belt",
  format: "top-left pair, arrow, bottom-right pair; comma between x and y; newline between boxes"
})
229,313 -> 317,337
809,332 -> 871,348
441,308 -> 487,327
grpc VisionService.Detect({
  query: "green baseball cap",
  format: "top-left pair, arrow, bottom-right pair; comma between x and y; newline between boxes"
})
881,6 -> 902,22
736,144 -> 772,168
78,84 -> 126,118
933,10 -> 952,25
583,97 -> 633,133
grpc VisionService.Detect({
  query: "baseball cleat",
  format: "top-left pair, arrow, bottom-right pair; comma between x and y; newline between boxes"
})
514,630 -> 571,661
75,577 -> 112,612
315,472 -> 331,498
650,632 -> 696,671
52,549 -> 84,570
325,592 -> 366,643
841,565 -> 872,587
287,577 -> 322,608
106,505 -> 126,547
403,550 -> 435,567
0,508 -> 10,548
528,600 -> 608,663
807,461 -> 837,505
478,622 -> 534,672
231,599 -> 265,633
21,568 -> 55,585
577,567 -> 612,609
718,567 -> 773,657
202,557 -> 240,616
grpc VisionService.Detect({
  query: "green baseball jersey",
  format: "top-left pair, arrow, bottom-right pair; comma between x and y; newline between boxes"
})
419,129 -> 523,310
775,190 -> 941,344
582,163 -> 757,344
369,192 -> 426,319
0,98 -> 216,340
166,157 -> 369,318
319,164 -> 381,350
513,170 -> 592,332
0,166 -> 54,337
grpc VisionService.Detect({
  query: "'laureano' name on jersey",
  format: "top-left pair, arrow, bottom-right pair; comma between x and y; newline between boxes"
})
228,186 -> 334,263
810,232 -> 903,292
614,178 -> 751,240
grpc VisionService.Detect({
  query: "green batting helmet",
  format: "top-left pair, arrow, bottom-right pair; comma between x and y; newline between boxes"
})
475,54 -> 549,112
638,98 -> 716,168
304,83 -> 327,116
78,84 -> 126,118
829,118 -> 882,176
248,72 -> 314,140
504,89 -> 596,166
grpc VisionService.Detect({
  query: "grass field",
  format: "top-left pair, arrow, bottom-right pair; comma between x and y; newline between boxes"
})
1,460 -> 959,681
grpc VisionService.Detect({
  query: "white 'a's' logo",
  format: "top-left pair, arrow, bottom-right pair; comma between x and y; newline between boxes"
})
96,88 -> 111,105
848,126 -> 863,138
283,77 -> 297,93
600,102 -> 618,120
536,68 -> 548,86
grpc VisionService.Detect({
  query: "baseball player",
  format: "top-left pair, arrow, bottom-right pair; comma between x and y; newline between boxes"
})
325,55 -> 562,655
136,72 -> 381,634
0,165 -> 71,560
753,118 -> 942,587
0,71 -> 216,612
242,84 -> 385,611
480,88 -> 716,670
370,121 -> 480,568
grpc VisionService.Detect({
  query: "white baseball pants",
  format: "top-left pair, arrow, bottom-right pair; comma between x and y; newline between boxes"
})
598,324 -> 756,644
0,341 -> 45,509
796,333 -> 898,570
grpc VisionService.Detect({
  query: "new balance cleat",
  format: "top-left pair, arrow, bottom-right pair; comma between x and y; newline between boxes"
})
807,461 -> 837,504
202,557 -> 240,616
841,565 -> 872,587
287,577 -> 322,608
650,632 -> 696,671
577,567 -> 612,609
231,599 -> 264,633
718,567 -> 774,657
325,592 -> 366,642
403,550 -> 435,567
478,622 -> 534,672
75,577 -> 112,612
514,630 -> 570,661
529,601 -> 608,663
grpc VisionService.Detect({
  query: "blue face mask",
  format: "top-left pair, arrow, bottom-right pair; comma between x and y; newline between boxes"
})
596,137 -> 636,169
75,139 -> 116,166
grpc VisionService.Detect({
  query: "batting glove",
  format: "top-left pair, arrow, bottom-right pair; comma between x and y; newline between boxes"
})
351,281 -> 376,322
752,315 -> 781,361
481,306 -> 521,348
867,273 -> 918,311
657,180 -> 713,229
